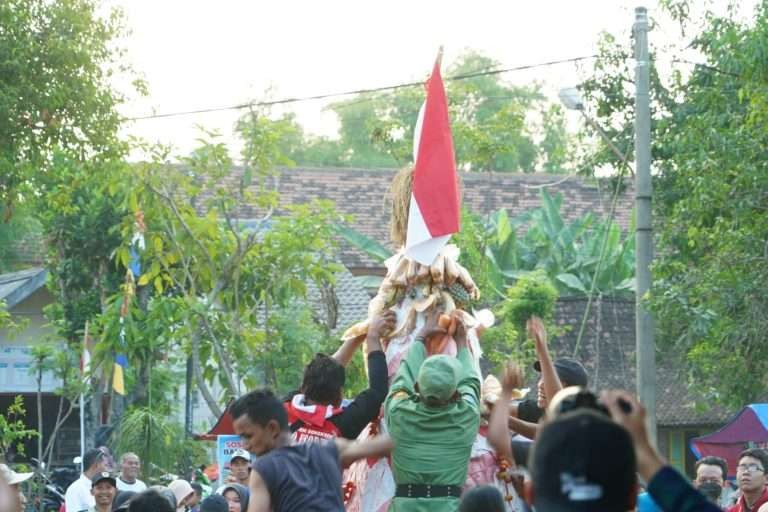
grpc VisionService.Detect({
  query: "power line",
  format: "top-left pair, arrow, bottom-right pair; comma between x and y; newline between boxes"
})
125,55 -> 597,121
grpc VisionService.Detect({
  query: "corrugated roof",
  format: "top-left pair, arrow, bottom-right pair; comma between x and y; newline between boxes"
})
0,267 -> 46,308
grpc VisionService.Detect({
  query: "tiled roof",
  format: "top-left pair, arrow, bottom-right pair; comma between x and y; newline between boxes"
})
305,267 -> 371,335
542,296 -> 735,427
218,167 -> 635,271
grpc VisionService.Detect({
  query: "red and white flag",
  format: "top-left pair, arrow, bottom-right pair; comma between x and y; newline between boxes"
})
405,50 -> 460,265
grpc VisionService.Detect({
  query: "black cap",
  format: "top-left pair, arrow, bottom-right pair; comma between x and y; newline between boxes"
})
531,409 -> 636,512
91,471 -> 117,488
533,357 -> 588,387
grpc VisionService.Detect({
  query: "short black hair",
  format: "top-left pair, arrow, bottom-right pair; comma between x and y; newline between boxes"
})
459,485 -> 505,512
230,389 -> 288,431
200,494 -> 228,512
112,490 -> 136,511
127,490 -> 174,512
696,456 -> 728,479
190,482 -> 203,496
739,448 -> 768,470
83,448 -> 104,471
301,353 -> 345,404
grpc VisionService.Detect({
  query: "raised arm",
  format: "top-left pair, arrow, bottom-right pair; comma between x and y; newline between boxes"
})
507,416 -> 539,439
335,434 -> 394,468
488,362 -> 524,463
247,470 -> 271,512
528,316 -> 562,403
454,316 -> 480,406
601,390 -> 721,512
332,310 -> 395,366
388,310 -> 445,394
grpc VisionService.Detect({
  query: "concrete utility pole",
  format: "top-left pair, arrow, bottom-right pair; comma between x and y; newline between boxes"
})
634,6 -> 656,444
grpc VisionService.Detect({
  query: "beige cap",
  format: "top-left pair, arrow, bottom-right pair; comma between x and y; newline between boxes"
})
0,464 -> 33,486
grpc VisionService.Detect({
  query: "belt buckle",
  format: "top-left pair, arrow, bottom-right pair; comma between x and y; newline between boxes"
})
426,484 -> 431,498
407,484 -> 412,498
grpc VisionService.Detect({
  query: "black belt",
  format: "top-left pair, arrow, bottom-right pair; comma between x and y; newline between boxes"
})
395,484 -> 462,499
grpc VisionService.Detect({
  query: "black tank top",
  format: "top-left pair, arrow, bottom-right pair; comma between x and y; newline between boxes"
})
253,441 -> 344,512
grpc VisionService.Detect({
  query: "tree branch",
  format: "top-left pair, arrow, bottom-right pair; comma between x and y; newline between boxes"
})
190,328 -> 222,418
197,312 -> 239,397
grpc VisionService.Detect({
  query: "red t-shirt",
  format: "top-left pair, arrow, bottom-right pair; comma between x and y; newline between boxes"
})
728,486 -> 768,512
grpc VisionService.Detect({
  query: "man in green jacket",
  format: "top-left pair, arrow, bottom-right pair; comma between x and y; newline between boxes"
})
385,310 -> 481,512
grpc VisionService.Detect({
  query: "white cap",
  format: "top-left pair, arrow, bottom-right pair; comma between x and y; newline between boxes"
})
0,464 -> 33,486
230,448 -> 250,462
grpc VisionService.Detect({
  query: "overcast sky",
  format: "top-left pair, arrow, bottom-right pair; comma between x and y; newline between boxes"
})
105,0 -> 751,161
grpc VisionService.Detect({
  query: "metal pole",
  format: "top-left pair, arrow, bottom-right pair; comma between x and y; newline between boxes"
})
634,6 -> 656,444
185,356 -> 193,437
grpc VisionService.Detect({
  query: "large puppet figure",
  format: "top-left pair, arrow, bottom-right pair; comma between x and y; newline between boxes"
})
339,164 -> 524,511
338,52 -> 526,511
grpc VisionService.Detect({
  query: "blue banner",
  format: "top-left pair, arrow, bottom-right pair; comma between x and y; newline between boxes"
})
216,435 -> 246,487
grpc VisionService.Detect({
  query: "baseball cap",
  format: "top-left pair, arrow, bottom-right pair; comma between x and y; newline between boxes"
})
91,472 -> 117,487
533,358 -> 588,387
417,354 -> 461,402
230,448 -> 250,463
531,409 -> 636,512
0,463 -> 33,485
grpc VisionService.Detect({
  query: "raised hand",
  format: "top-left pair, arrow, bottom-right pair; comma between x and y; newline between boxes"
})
527,315 -> 547,348
501,362 -> 524,394
416,308 -> 447,344
368,310 -> 397,339
453,313 -> 468,348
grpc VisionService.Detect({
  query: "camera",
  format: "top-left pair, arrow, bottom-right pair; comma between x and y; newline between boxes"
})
553,387 -> 632,417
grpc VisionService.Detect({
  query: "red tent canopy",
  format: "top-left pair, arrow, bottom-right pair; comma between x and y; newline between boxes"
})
195,407 -> 235,441
691,404 -> 768,478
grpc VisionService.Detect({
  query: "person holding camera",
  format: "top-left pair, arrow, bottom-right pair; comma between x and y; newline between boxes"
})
488,369 -> 722,512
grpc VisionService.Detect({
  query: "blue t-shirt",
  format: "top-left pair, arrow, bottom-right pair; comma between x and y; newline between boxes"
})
638,491 -> 662,512
253,441 -> 344,512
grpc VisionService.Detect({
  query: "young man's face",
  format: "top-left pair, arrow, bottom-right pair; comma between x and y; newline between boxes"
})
91,482 -> 117,507
121,455 -> 141,480
695,464 -> 725,488
736,456 -> 767,493
230,458 -> 250,482
233,415 -> 278,456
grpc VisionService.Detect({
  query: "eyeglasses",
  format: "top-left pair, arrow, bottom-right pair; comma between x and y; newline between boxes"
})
736,463 -> 765,473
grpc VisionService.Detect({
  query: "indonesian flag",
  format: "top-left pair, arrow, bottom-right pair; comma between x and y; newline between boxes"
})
404,50 -> 460,265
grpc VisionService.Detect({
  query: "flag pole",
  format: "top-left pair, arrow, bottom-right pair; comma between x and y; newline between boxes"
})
80,321 -> 89,463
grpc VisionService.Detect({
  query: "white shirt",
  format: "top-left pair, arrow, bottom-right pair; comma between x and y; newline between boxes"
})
116,477 -> 147,493
65,473 -> 94,512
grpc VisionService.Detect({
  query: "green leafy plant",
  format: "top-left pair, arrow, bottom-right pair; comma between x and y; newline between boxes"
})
0,396 -> 38,459
579,0 -> 768,407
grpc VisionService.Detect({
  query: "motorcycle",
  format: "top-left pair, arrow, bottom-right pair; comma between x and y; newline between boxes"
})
28,458 -> 77,512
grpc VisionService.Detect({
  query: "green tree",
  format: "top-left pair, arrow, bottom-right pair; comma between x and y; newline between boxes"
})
287,50 -> 573,173
579,0 -> 768,407
105,122 -> 344,418
0,205 -> 41,271
0,0 -> 142,213
0,396 -> 38,460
